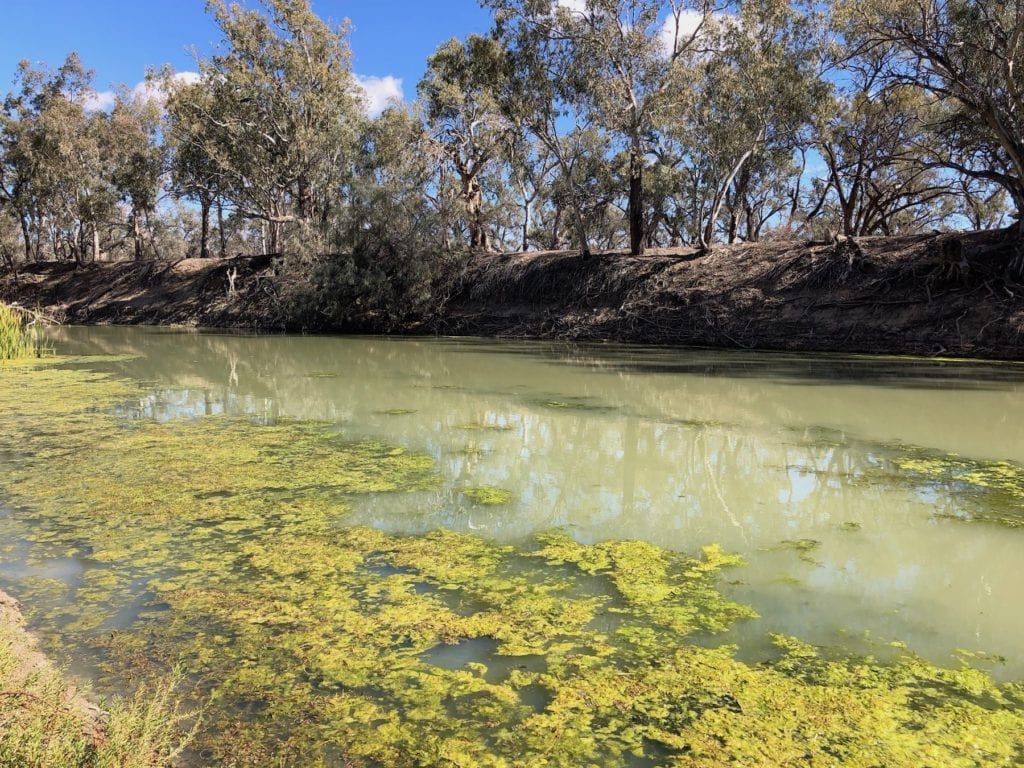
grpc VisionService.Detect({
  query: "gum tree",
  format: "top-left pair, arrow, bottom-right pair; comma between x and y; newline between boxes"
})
845,0 -> 1024,268
420,35 -> 515,252
165,0 -> 362,256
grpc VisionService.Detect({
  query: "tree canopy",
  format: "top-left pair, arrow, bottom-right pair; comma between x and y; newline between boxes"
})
1,0 -> 1022,278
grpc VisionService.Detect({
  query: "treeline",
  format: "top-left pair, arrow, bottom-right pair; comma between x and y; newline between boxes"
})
2,0 -> 1023,312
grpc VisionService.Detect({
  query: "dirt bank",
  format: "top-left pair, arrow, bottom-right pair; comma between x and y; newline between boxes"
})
2,230 -> 1023,360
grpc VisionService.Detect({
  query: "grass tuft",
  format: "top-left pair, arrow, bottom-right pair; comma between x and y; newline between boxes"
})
0,304 -> 48,360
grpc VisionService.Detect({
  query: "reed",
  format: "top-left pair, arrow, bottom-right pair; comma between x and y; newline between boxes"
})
0,303 -> 47,360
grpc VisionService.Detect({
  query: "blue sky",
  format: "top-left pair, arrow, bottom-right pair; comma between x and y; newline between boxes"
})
0,0 -> 492,113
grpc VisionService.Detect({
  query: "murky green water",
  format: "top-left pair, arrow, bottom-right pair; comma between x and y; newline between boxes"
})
2,327 -> 1024,766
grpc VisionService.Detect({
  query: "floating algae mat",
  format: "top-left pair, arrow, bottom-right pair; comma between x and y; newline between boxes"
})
2,357 -> 1024,766
886,447 -> 1024,528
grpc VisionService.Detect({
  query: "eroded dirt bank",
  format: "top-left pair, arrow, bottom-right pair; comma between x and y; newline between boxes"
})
2,230 -> 1023,360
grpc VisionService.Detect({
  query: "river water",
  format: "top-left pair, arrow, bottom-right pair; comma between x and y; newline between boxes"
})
40,327 -> 1024,669
2,326 -> 1024,762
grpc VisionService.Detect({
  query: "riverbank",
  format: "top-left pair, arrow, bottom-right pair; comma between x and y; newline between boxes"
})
0,588 -> 106,761
0,588 -> 191,766
2,229 -> 1023,360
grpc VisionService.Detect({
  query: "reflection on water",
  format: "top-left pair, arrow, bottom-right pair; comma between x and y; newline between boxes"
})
18,327 -> 1024,677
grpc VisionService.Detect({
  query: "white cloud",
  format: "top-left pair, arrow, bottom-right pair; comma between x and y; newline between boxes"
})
86,70 -> 404,119
354,74 -> 404,118
657,10 -> 737,58
84,71 -> 200,112
658,10 -> 710,56
83,90 -> 117,112
554,0 -> 588,13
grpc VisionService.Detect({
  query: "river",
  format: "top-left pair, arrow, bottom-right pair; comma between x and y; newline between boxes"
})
2,326 -> 1023,765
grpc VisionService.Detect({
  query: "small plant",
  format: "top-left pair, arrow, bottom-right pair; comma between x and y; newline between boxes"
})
0,304 -> 48,360
0,617 -> 197,768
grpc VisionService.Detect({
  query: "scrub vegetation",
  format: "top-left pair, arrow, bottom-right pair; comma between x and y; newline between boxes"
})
0,592 -> 194,768
1,356 -> 1024,765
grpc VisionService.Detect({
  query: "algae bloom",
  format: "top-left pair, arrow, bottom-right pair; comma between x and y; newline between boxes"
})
463,485 -> 514,505
1,356 -> 1023,766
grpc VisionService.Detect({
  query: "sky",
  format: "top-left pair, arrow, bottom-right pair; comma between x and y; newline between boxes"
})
0,0 -> 493,115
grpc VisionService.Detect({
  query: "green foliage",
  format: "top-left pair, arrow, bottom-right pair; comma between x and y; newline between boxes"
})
843,0 -> 1024,232
0,619 -> 194,768
0,303 -> 42,359
290,108 -> 462,330
462,485 -> 514,505
164,0 -> 362,256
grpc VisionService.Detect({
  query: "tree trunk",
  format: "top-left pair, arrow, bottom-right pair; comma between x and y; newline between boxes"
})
570,204 -> 591,258
549,206 -> 562,250
199,197 -> 211,259
703,149 -> 755,248
628,140 -> 644,256
132,211 -> 143,261
519,181 -> 531,253
268,221 -> 280,256
19,213 -> 33,263
73,226 -> 87,268
1011,212 -> 1024,278
464,175 -> 488,252
92,223 -> 101,263
727,209 -> 739,244
217,199 -> 227,259
521,202 -> 530,253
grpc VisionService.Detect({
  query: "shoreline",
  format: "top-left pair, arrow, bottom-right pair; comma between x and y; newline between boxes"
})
2,230 -> 1022,361
0,588 -> 106,744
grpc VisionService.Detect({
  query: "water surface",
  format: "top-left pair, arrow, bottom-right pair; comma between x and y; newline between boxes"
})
2,327 -> 1024,764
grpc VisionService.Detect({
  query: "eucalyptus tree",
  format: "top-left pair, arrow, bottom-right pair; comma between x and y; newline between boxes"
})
723,147 -> 801,242
106,91 -> 164,259
313,107 -> 454,327
1,54 -> 117,265
817,80 -> 954,237
956,177 -> 1012,231
419,35 -> 515,252
563,0 -> 722,254
844,0 -> 1024,267
0,65 -> 40,262
485,0 -> 603,256
505,134 -> 558,252
47,100 -> 117,264
0,55 -> 96,262
664,0 -> 827,247
166,0 -> 362,256
164,77 -> 224,258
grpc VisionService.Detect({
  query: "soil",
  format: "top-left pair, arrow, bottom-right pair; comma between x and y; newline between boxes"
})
2,230 -> 1023,360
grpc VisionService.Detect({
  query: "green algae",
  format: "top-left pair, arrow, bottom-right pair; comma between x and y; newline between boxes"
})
526,395 -> 618,413
454,420 -> 515,432
462,485 -> 514,506
375,408 -> 418,416
1,359 -> 1024,765
775,538 -> 823,565
888,448 -> 1024,528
